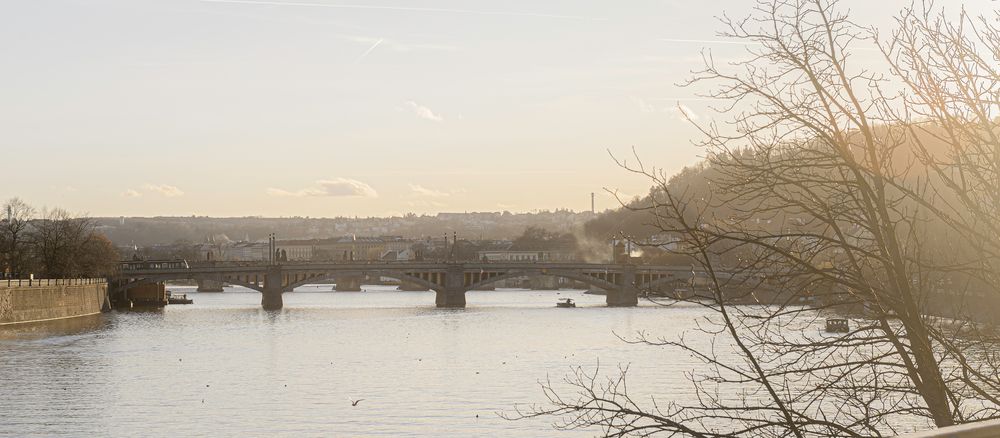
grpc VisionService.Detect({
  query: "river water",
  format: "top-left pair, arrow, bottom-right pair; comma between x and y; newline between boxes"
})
0,286 -> 712,437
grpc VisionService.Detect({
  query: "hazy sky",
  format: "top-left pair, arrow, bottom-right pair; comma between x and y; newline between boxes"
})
1,0 -> 989,217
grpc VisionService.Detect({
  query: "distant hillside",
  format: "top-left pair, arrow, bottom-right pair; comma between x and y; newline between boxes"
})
582,122 -> 974,241
583,160 -> 719,241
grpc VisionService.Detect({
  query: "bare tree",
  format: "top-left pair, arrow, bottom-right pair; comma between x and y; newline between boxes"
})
30,208 -> 97,278
0,197 -> 36,277
77,233 -> 122,277
509,1 -> 1000,436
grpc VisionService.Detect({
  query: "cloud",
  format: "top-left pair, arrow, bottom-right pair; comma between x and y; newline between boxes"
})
632,97 -> 658,113
142,184 -> 184,197
267,178 -> 378,198
669,104 -> 700,121
632,97 -> 699,121
409,184 -> 450,198
122,189 -> 141,198
403,101 -> 444,122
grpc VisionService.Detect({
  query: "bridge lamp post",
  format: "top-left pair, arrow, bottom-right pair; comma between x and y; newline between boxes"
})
268,233 -> 276,265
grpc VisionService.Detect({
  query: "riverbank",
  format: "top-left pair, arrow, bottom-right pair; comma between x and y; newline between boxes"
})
0,279 -> 108,326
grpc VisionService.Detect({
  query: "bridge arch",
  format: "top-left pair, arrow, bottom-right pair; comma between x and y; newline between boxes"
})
467,269 -> 621,292
119,274 -> 267,293
282,270 -> 442,292
213,277 -> 265,293
644,274 -> 691,291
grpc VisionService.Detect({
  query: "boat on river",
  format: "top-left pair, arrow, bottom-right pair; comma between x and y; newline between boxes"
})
556,298 -> 576,308
825,318 -> 849,333
166,292 -> 193,305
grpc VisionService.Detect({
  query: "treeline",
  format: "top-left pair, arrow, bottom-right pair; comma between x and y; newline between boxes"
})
0,198 -> 120,278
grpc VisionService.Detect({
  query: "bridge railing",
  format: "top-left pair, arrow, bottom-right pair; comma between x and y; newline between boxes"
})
118,259 -> 669,270
0,278 -> 108,288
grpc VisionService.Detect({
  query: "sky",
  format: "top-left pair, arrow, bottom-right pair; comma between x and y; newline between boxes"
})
1,0 -> 991,217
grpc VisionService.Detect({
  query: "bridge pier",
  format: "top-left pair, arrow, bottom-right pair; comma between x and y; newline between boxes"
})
197,278 -> 225,292
435,288 -> 467,307
261,267 -> 283,311
606,287 -> 639,306
436,266 -> 467,308
335,275 -> 363,292
606,267 -> 639,307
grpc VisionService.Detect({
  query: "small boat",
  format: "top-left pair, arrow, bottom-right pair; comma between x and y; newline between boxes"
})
825,318 -> 849,333
556,298 -> 576,308
166,292 -> 194,305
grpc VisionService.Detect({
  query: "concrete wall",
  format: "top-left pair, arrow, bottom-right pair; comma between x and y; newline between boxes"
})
0,282 -> 107,326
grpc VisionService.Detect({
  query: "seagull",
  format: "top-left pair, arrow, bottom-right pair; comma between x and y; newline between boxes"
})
351,399 -> 364,406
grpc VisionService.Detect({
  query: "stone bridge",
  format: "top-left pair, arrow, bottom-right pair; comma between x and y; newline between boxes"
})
115,261 -> 698,310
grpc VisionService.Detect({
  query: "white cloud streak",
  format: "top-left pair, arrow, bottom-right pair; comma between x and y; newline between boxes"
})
198,0 -> 603,21
122,189 -> 141,198
669,104 -> 699,121
355,38 -> 382,63
409,184 -> 449,198
632,97 -> 700,121
348,36 -> 456,52
142,184 -> 184,197
267,178 -> 378,198
404,101 -> 444,122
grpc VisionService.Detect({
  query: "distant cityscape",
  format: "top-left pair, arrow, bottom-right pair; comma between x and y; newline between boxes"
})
94,210 -> 597,247
99,210 -> 685,265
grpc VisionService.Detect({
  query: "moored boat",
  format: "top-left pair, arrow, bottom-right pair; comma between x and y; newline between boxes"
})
166,291 -> 193,305
825,318 -> 849,333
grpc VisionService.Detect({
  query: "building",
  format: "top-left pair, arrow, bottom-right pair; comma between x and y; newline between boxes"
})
275,240 -> 314,261
476,249 -> 577,262
315,236 -> 387,261
228,241 -> 269,261
263,235 -> 421,261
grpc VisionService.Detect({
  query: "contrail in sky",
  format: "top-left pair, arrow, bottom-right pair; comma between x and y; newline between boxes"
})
355,38 -> 382,63
198,0 -> 604,20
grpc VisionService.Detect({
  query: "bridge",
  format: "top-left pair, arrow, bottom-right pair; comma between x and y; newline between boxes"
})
114,261 -> 697,310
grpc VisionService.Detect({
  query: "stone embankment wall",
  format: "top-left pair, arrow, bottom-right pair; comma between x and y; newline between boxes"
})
0,280 -> 108,325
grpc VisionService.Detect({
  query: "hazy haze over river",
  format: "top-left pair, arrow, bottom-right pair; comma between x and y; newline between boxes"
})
1,286 -> 712,437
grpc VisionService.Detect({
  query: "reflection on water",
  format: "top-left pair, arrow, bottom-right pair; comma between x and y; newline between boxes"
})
0,285 -> 710,437
0,313 -> 109,340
